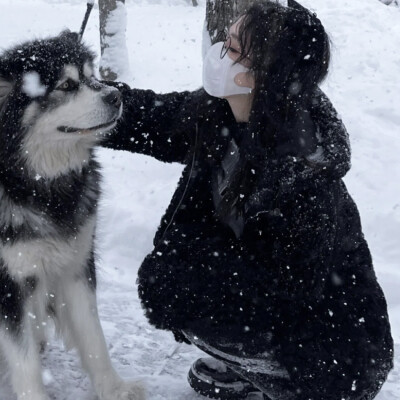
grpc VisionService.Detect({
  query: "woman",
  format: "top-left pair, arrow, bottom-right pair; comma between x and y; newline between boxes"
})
103,1 -> 393,399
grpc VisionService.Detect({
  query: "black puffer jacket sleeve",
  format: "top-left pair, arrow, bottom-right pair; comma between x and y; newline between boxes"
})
101,83 -> 202,164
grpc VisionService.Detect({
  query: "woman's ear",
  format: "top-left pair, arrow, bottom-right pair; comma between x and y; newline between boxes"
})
234,72 -> 255,90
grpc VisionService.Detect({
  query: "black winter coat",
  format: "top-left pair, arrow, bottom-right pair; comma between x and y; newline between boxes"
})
102,87 -> 393,400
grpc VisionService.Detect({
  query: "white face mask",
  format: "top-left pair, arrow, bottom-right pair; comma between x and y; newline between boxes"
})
203,42 -> 252,98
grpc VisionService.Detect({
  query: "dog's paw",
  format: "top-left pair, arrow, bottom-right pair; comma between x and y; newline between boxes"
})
99,379 -> 145,400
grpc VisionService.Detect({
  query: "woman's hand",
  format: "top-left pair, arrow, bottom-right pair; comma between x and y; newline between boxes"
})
100,80 -> 131,92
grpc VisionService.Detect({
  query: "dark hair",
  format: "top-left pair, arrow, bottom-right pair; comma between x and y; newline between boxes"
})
215,0 -> 331,225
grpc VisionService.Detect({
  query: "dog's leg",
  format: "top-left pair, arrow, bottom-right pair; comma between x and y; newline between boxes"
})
31,282 -> 50,354
0,323 -> 49,400
57,276 -> 145,400
0,270 -> 48,400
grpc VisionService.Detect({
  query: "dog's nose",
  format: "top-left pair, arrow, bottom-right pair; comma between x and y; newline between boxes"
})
102,90 -> 122,109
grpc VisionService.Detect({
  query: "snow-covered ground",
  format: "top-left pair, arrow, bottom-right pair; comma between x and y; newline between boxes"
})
0,0 -> 399,398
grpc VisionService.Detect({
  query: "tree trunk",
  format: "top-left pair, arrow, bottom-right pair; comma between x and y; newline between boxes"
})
99,0 -> 129,81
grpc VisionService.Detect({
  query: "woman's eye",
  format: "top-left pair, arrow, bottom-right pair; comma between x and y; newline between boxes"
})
228,47 -> 240,54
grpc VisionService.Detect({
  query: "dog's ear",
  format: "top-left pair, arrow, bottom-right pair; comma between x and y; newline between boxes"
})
59,29 -> 79,43
0,76 -> 14,112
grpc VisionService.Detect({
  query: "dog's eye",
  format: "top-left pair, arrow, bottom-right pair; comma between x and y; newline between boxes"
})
56,79 -> 79,92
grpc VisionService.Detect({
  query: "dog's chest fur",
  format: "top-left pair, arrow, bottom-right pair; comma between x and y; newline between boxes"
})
1,216 -> 96,283
0,161 -> 101,285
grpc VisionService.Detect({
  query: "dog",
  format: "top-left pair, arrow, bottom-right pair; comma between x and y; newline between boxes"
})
0,31 -> 144,400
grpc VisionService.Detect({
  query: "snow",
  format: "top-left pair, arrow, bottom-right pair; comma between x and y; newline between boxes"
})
22,71 -> 47,97
0,0 -> 399,399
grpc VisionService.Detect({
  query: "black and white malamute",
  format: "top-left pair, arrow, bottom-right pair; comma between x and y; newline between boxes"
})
0,31 -> 143,400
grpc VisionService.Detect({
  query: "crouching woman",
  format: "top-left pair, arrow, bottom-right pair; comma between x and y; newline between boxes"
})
102,2 -> 393,399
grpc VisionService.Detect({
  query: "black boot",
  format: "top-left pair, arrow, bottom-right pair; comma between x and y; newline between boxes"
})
187,357 -> 265,399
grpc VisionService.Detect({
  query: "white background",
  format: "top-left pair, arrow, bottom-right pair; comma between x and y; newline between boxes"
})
0,0 -> 399,398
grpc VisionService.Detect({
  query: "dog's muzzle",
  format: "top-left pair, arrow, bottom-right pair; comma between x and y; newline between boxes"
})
57,88 -> 122,134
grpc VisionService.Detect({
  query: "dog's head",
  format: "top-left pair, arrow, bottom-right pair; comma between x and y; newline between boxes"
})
0,31 -> 122,179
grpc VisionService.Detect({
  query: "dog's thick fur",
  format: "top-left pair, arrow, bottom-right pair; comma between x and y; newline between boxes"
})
0,32 -> 143,400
